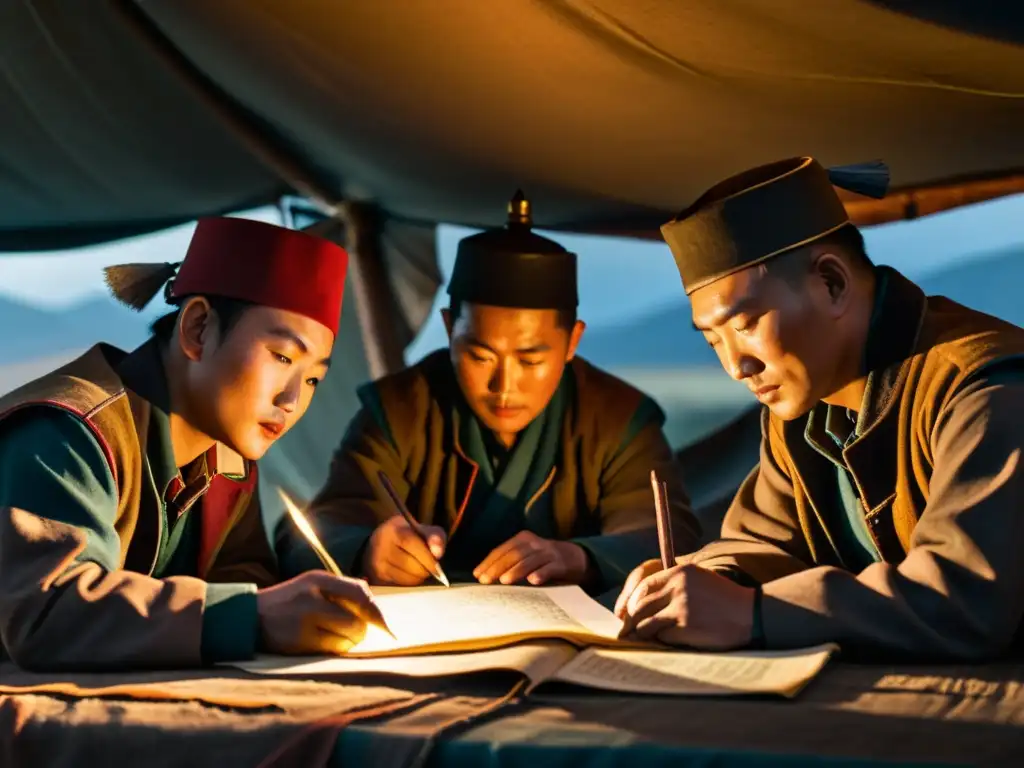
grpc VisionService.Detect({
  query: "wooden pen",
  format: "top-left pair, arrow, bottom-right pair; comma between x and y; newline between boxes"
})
650,469 -> 675,570
377,470 -> 451,587
617,471 -> 675,639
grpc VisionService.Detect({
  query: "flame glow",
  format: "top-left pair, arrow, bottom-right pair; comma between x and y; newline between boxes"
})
279,488 -> 343,577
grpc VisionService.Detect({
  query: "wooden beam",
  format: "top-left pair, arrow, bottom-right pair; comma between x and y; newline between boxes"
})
839,171 -> 1024,226
553,170 -> 1024,243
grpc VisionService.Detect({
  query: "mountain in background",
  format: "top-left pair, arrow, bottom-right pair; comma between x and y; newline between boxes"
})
0,297 -> 159,394
0,295 -> 156,361
577,244 -> 1024,369
0,243 -> 1020,385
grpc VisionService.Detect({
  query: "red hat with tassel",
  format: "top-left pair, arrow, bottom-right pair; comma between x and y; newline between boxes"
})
104,217 -> 349,336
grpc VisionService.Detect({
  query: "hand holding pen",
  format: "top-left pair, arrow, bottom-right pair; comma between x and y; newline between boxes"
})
361,470 -> 452,587
277,489 -> 397,644
614,470 -> 677,636
612,472 -> 760,649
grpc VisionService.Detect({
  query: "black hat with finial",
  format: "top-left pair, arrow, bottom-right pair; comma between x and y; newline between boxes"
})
447,190 -> 578,310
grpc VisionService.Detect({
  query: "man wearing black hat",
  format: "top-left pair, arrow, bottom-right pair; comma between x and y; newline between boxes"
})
614,157 -> 1024,660
278,193 -> 699,601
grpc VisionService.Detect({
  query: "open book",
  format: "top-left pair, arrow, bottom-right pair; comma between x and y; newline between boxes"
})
229,584 -> 837,698
340,583 -> 653,657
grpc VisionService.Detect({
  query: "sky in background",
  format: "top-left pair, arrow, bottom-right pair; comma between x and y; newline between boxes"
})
0,193 -> 1022,363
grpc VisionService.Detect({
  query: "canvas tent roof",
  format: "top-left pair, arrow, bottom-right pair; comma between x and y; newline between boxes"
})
3,1 -> 1024,533
2,0 -> 1024,251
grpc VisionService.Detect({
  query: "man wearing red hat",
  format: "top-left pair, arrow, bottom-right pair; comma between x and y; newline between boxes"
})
0,216 -> 382,671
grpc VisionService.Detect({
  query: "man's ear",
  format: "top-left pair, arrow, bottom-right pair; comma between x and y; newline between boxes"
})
566,320 -> 586,361
441,308 -> 454,340
177,297 -> 214,363
811,251 -> 853,315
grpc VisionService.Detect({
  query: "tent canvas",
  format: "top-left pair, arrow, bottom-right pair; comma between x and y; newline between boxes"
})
3,0 -> 1023,535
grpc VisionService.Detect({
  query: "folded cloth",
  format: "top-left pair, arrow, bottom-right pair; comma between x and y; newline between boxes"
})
0,662 -> 417,712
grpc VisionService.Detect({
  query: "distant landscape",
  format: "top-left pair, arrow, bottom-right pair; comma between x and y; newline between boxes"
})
576,244 -> 1024,369
0,299 -> 160,394
0,244 -> 1021,449
0,297 -> 150,361
579,244 -> 1024,446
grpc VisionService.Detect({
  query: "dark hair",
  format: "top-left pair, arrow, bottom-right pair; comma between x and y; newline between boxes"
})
766,224 -> 873,283
447,300 -> 577,331
150,295 -> 255,344
820,223 -> 873,267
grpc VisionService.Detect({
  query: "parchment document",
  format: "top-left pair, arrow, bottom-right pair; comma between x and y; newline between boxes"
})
547,644 -> 839,698
344,584 -> 639,657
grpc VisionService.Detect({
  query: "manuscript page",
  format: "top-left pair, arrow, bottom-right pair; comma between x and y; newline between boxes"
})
544,643 -> 839,697
343,584 -> 647,658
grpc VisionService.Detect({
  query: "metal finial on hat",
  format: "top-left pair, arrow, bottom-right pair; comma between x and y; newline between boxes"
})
507,189 -> 531,228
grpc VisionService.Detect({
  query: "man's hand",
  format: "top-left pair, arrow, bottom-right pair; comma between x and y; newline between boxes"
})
362,515 -> 447,586
256,570 -> 381,655
618,563 -> 756,651
473,531 -> 589,586
613,558 -> 662,619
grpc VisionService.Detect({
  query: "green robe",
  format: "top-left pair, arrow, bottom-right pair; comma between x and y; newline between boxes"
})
441,373 -> 570,580
803,404 -> 883,572
277,351 -> 700,598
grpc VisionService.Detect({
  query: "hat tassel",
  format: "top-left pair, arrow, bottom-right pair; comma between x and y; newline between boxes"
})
827,160 -> 890,200
104,262 -> 179,311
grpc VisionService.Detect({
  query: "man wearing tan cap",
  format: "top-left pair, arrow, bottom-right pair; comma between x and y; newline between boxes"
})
615,157 -> 1024,661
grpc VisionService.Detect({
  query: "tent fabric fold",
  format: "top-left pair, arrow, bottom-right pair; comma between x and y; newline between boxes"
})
1,0 -> 1022,561
2,1 -> 1024,250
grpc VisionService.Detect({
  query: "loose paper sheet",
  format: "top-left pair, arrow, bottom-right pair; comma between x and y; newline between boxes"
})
546,643 -> 839,698
342,584 -> 634,657
231,640 -> 578,682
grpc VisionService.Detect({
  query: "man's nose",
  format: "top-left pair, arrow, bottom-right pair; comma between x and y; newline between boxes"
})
489,361 -> 514,395
735,355 -> 764,381
721,342 -> 762,382
275,376 -> 302,413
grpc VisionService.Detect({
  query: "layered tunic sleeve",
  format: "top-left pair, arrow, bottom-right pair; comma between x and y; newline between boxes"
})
276,404 -> 401,578
576,397 -> 699,592
0,410 -> 258,670
690,367 -> 1024,661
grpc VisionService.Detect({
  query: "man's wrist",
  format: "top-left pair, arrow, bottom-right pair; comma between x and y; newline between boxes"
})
354,537 -> 373,579
749,585 -> 765,649
557,541 -> 596,586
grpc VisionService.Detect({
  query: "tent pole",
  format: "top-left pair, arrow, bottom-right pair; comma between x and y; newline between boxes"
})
337,202 -> 406,380
113,0 -> 407,377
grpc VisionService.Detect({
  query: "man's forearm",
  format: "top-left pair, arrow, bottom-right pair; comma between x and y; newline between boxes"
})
757,561 -> 1014,661
683,537 -> 812,585
0,507 -> 216,670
